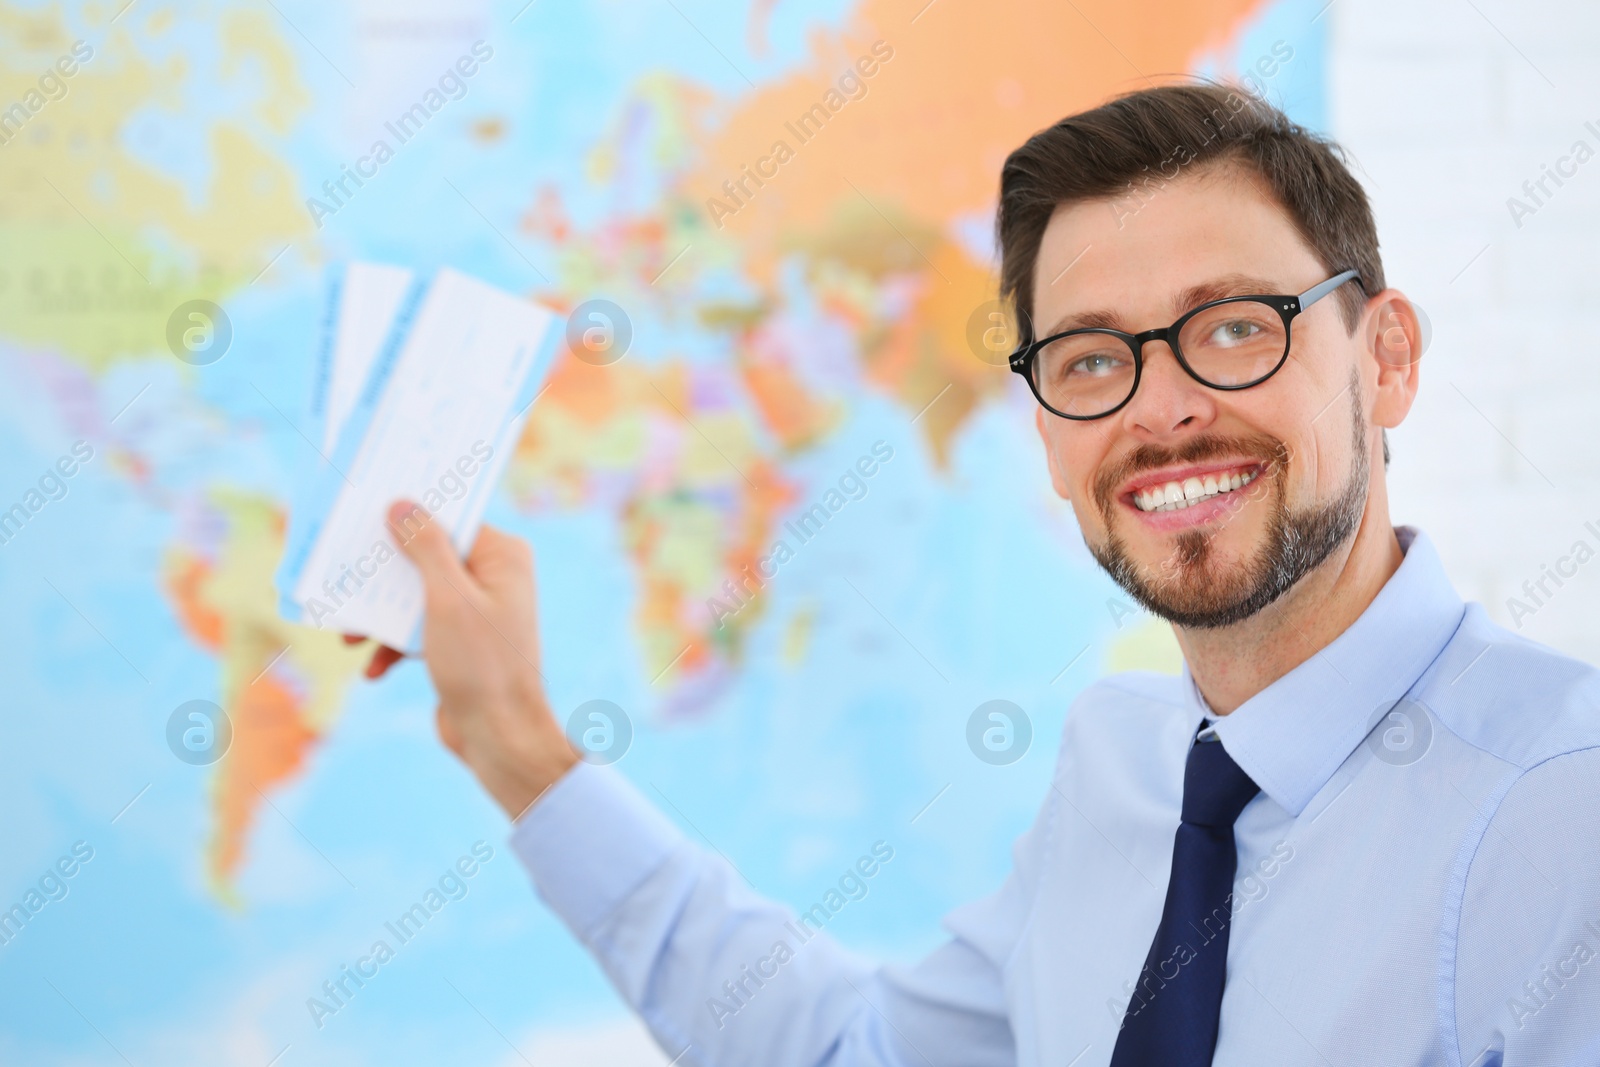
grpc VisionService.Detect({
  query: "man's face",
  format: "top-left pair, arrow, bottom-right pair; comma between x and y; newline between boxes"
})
1031,162 -> 1381,629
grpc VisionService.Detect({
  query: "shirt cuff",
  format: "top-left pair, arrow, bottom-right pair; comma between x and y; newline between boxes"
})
508,759 -> 688,940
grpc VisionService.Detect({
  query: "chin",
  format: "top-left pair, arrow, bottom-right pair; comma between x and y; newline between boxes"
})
1121,507 -> 1264,574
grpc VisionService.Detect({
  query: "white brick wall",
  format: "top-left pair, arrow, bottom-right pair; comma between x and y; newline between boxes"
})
1331,0 -> 1600,663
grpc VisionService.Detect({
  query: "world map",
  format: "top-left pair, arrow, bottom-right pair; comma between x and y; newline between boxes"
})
1,0 -> 1323,1062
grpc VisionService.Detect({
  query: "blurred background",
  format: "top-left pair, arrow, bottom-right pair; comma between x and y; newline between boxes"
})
1,0 -> 1595,1063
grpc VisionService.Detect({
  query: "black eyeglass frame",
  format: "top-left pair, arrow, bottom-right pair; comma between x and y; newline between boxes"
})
1009,269 -> 1363,421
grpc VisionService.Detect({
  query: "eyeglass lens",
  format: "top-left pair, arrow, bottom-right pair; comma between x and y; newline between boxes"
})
1031,299 -> 1288,417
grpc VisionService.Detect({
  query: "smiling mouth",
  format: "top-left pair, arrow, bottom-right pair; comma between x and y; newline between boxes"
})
1126,463 -> 1265,513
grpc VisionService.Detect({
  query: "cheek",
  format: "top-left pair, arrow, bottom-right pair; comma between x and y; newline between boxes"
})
1292,398 -> 1362,497
1043,425 -> 1109,515
1312,433 -> 1361,499
1296,438 -> 1336,496
1248,365 -> 1353,496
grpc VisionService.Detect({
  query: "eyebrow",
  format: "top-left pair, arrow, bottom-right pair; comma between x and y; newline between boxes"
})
1038,273 -> 1285,338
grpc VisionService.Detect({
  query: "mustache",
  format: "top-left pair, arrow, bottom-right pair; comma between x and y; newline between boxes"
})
1092,433 -> 1290,515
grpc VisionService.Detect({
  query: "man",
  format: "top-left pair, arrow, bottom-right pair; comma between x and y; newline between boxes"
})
348,84 -> 1600,1065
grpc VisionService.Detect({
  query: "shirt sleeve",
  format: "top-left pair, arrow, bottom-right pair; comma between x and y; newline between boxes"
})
509,760 -> 1044,1067
1452,745 -> 1600,1066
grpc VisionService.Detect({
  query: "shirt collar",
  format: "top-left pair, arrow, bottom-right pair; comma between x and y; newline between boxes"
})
1184,526 -> 1466,817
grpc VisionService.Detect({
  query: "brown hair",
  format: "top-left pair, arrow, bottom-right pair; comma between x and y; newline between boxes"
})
997,81 -> 1390,465
996,81 -> 1383,338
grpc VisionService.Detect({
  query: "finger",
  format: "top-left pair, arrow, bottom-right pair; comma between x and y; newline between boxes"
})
365,645 -> 404,679
387,500 -> 475,599
465,524 -> 533,586
435,703 -> 464,757
465,526 -> 542,669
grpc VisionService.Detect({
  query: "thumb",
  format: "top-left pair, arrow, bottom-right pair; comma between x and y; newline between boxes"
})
388,500 -> 471,595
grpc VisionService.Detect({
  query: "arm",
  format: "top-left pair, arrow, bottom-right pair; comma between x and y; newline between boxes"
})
349,501 -> 1027,1066
510,758 -> 1031,1066
1452,746 -> 1600,1066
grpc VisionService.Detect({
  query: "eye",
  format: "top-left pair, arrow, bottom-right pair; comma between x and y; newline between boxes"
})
1206,319 -> 1263,346
1064,350 -> 1129,378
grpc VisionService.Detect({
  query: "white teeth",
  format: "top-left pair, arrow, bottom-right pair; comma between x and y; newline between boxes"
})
1132,468 -> 1259,512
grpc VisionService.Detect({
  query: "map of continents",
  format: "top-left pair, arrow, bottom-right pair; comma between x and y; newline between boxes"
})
0,0 -> 1317,1062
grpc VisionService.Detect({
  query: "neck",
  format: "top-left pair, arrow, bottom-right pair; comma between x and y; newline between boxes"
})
1175,494 -> 1405,716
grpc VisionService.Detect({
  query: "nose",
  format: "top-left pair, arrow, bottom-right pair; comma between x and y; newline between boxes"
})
1115,337 -> 1218,439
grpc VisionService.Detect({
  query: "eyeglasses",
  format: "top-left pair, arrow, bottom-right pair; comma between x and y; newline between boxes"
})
1009,269 -> 1362,421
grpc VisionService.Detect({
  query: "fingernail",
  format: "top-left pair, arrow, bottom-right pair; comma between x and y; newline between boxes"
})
389,500 -> 423,525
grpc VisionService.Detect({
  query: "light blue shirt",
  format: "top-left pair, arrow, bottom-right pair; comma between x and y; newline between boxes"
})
510,527 -> 1600,1066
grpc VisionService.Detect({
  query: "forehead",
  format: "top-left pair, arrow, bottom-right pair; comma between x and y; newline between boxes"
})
1028,164 -> 1325,335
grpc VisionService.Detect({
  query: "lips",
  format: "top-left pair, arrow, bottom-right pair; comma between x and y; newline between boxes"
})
1125,462 -> 1266,513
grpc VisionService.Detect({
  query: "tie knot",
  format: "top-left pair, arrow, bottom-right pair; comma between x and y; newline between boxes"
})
1181,737 -> 1260,828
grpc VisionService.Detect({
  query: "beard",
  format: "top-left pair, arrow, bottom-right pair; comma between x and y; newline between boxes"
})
1085,374 -> 1371,630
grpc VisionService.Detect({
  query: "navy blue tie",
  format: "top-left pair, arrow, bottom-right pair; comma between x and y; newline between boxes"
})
1109,731 -> 1261,1067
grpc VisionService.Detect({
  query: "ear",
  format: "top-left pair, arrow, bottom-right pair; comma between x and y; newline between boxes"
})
1362,289 -> 1423,433
1035,404 -> 1071,499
